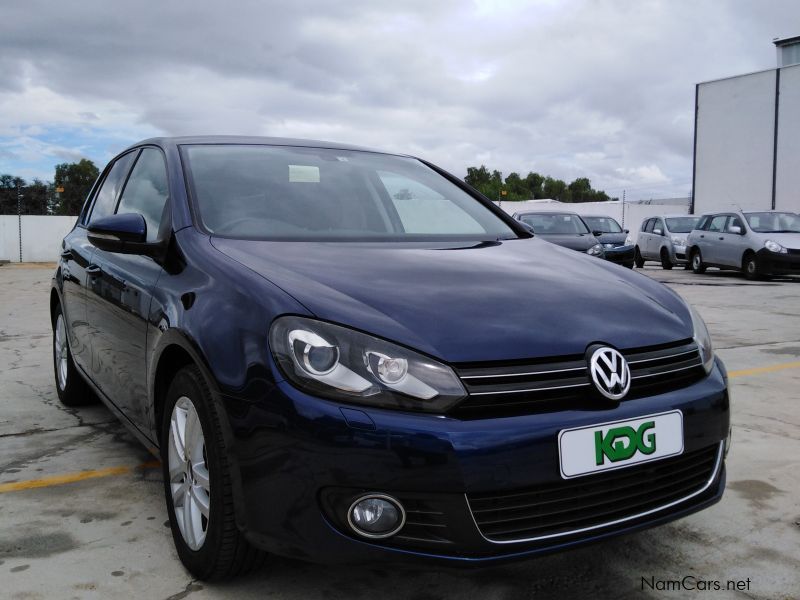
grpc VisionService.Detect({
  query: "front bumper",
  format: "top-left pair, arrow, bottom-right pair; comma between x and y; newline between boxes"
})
603,245 -> 635,266
671,246 -> 689,264
756,248 -> 800,275
224,360 -> 729,564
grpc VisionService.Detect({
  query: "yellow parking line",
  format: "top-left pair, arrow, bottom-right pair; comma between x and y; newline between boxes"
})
0,460 -> 160,494
728,360 -> 800,379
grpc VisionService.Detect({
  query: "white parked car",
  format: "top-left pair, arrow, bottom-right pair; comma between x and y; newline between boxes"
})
634,215 -> 701,270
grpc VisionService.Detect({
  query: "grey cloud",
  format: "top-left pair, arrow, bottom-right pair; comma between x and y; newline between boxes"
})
1,0 -> 799,197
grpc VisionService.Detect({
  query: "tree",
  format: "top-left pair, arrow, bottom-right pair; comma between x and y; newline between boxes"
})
463,166 -> 612,203
465,165 -> 503,199
543,176 -> 571,202
53,159 -> 99,215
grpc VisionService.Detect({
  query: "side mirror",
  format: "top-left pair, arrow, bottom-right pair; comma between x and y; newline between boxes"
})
624,229 -> 629,234
592,230 -> 605,237
519,221 -> 535,235
653,228 -> 663,236
729,225 -> 742,235
88,213 -> 161,257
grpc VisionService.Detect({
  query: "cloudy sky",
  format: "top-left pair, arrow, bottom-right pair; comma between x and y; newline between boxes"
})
1,0 -> 798,199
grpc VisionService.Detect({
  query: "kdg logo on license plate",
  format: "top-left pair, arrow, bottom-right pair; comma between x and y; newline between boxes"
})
558,411 -> 684,479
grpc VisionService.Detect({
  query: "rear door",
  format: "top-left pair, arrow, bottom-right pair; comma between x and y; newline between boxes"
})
85,147 -> 169,432
640,219 -> 654,257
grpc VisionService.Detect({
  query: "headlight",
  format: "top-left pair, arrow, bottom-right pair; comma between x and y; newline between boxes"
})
269,316 -> 466,412
764,239 -> 787,253
671,236 -> 685,247
624,235 -> 633,246
586,243 -> 604,256
689,305 -> 714,375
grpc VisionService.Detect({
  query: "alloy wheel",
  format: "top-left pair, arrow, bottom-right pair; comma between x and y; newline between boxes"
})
54,314 -> 68,390
168,396 -> 211,550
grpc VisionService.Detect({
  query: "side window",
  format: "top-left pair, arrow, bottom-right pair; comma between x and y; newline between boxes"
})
116,148 -> 169,242
707,215 -> 728,232
654,219 -> 664,233
643,219 -> 654,233
87,151 -> 137,224
377,171 -> 483,234
728,216 -> 744,233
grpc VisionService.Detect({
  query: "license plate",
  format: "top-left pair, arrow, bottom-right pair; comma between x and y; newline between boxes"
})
558,410 -> 684,479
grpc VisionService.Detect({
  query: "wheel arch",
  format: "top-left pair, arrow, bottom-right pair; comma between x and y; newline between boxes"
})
149,329 -> 250,531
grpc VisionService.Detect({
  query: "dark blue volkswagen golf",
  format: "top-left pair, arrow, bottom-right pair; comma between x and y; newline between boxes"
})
51,137 -> 730,580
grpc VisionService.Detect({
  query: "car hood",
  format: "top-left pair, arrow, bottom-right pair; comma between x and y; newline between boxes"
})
534,233 -> 600,251
211,236 -> 693,363
595,232 -> 628,245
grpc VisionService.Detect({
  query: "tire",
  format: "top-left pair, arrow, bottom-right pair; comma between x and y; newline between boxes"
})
743,253 -> 766,281
161,364 -> 266,580
52,303 -> 95,406
691,249 -> 706,274
660,248 -> 673,270
634,247 -> 645,268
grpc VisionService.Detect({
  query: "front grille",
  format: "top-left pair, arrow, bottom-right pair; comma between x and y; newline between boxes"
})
786,248 -> 800,255
467,443 -> 722,543
450,339 -> 705,418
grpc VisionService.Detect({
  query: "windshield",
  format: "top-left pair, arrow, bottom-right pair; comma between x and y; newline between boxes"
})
181,145 -> 516,241
665,216 -> 701,233
744,212 -> 800,233
518,213 -> 590,235
582,216 -> 622,233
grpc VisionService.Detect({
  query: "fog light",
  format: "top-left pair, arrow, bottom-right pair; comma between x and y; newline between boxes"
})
347,494 -> 405,539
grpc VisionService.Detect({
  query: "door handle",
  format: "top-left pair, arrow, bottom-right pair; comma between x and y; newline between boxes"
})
86,264 -> 102,276
60,249 -> 72,259
718,237 -> 724,240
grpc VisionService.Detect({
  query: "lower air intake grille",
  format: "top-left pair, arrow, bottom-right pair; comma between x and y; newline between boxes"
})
467,443 -> 721,543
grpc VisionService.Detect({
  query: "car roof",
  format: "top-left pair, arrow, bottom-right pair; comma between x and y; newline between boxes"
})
125,135 -> 402,156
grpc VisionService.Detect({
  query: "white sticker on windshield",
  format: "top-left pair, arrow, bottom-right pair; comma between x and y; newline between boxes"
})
289,165 -> 320,183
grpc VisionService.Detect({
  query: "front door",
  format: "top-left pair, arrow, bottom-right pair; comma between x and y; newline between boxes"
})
85,147 -> 169,432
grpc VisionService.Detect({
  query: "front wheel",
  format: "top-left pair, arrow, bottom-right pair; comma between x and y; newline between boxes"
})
660,248 -> 673,270
743,253 -> 767,281
634,247 -> 645,268
691,249 -> 707,274
162,365 -> 266,580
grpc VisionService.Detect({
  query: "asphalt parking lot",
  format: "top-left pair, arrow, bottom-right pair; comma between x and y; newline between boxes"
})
1,263 -> 799,599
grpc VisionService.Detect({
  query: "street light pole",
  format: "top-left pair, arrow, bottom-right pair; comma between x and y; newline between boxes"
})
16,181 -> 23,263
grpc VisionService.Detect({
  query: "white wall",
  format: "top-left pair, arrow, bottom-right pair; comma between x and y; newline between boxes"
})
694,70 -> 777,214
775,63 -> 800,212
0,215 -> 78,263
496,200 -> 689,243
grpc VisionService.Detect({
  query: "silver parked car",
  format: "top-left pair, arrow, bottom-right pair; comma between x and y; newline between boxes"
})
686,210 -> 800,280
634,215 -> 701,270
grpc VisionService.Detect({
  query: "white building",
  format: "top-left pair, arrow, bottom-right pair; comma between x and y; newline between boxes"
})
691,36 -> 800,215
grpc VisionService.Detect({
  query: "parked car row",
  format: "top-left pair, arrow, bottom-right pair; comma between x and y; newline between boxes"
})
634,210 -> 800,280
512,211 -> 635,268
511,208 -> 799,281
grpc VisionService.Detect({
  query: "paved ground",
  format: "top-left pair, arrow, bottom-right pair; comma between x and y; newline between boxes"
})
1,262 -> 798,599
